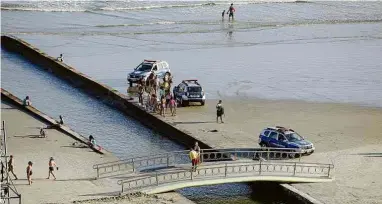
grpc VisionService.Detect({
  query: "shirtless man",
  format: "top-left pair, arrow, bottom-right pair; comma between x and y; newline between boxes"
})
8,155 -> 18,180
47,157 -> 57,180
227,3 -> 236,21
26,161 -> 33,185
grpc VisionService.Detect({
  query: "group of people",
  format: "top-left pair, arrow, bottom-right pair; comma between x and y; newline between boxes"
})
1,155 -> 58,185
135,72 -> 177,117
222,3 -> 236,21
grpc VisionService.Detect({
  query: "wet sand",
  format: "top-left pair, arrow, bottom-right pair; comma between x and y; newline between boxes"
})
0,100 -> 193,204
157,98 -> 382,204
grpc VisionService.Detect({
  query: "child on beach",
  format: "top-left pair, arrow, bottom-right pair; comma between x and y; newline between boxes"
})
169,95 -> 176,116
26,161 -> 33,185
47,157 -> 58,180
160,96 -> 166,117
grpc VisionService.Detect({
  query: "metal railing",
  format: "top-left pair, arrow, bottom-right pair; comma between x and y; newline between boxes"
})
93,148 -> 305,178
118,160 -> 334,193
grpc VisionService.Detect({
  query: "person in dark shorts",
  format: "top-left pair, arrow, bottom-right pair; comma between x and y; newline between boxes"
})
216,100 -> 225,123
8,155 -> 18,180
47,157 -> 57,180
227,3 -> 236,21
26,161 -> 33,185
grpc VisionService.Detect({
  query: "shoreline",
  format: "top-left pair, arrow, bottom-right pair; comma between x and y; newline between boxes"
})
2,35 -> 381,204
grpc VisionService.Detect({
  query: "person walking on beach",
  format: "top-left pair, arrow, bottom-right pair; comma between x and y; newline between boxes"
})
227,3 -> 236,21
216,100 -> 225,123
47,157 -> 58,180
222,10 -> 226,20
189,148 -> 198,171
169,95 -> 177,116
23,96 -> 31,106
40,127 -> 46,138
26,161 -> 33,185
7,155 -> 18,180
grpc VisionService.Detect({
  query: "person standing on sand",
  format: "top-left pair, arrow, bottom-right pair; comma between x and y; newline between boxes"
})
47,157 -> 58,180
189,148 -> 198,171
216,100 -> 225,123
26,161 -> 33,185
8,155 -> 18,180
169,95 -> 176,116
222,10 -> 225,20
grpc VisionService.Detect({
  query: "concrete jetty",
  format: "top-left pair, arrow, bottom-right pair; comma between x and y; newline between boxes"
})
1,92 -> 194,204
2,35 -> 382,204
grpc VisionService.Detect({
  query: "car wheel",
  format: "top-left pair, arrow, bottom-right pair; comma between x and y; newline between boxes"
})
182,100 -> 189,107
201,101 -> 205,106
259,143 -> 267,148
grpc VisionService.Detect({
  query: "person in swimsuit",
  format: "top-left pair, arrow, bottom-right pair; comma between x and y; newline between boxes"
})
47,157 -> 57,180
26,161 -> 33,185
8,155 -> 18,180
227,3 -> 236,21
216,100 -> 225,123
194,142 -> 201,164
160,96 -> 166,117
169,95 -> 176,116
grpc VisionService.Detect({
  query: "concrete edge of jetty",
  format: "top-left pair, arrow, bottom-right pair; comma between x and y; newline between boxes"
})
1,35 -> 318,204
1,35 -> 212,150
1,88 -> 109,155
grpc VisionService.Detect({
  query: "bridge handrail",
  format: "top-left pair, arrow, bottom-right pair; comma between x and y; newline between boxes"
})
117,160 -> 334,193
93,148 -> 306,178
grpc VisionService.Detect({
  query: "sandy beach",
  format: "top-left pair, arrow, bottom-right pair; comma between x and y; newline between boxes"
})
157,98 -> 382,204
0,100 -> 194,204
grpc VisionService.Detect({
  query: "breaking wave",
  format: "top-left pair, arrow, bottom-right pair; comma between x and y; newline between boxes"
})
1,0 -> 303,12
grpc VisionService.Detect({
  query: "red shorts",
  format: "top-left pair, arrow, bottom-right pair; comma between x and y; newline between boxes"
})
192,159 -> 197,166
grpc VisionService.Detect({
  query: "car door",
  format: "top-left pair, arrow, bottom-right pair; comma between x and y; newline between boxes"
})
268,131 -> 282,148
277,134 -> 288,148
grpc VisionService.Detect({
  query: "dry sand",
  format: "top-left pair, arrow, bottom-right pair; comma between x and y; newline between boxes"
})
0,101 -> 194,204
156,98 -> 382,204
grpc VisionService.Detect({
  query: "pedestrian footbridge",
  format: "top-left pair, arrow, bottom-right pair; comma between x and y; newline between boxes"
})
93,148 -> 334,194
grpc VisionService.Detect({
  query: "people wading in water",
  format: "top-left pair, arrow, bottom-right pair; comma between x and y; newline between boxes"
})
227,3 -> 236,21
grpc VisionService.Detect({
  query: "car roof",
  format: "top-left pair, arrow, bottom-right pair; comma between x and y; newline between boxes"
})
143,59 -> 161,64
182,80 -> 201,87
266,126 -> 295,134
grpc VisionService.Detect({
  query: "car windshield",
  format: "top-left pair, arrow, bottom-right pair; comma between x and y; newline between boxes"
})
285,133 -> 303,142
135,63 -> 152,71
188,87 -> 202,92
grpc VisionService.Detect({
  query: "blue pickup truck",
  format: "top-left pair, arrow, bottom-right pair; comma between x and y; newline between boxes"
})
258,126 -> 315,155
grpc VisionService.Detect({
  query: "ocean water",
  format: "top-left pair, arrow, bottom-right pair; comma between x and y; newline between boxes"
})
1,1 -> 382,203
2,0 -> 382,107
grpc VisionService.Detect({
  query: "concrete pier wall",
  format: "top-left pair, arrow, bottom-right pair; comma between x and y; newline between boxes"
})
1,88 -> 108,154
1,35 -> 211,150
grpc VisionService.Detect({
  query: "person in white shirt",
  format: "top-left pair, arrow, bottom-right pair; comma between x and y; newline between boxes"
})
23,96 -> 31,106
57,54 -> 63,62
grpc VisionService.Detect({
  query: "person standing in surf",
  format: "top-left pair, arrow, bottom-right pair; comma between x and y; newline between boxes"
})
227,3 -> 235,21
